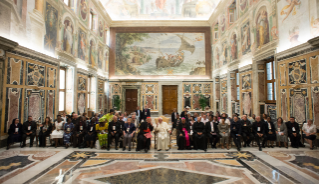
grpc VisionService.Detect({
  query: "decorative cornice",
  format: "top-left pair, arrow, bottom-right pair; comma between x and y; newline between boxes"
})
275,40 -> 319,62
253,41 -> 277,62
239,64 -> 252,73
0,36 -> 19,50
308,36 -> 319,47
57,51 -> 77,67
10,45 -> 59,66
110,20 -> 210,27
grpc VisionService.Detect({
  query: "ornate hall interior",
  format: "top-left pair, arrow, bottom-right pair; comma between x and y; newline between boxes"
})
0,0 -> 319,183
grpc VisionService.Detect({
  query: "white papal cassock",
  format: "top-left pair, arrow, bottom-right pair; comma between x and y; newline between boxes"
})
154,121 -> 171,150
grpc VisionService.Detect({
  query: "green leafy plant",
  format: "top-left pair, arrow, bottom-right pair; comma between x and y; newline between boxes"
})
114,96 -> 122,110
199,94 -> 207,111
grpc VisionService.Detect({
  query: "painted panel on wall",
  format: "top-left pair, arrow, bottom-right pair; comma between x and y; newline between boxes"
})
98,94 -> 103,111
242,92 -> 252,116
7,58 -> 23,85
289,59 -> 307,84
241,21 -> 251,56
115,33 -> 206,76
255,6 -> 270,49
26,62 -> 45,87
62,17 -> 74,55
242,74 -> 251,90
144,84 -> 155,94
98,80 -> 104,93
193,84 -> 202,93
78,76 -> 86,91
221,93 -> 227,113
5,88 -> 23,133
77,93 -> 86,115
47,67 -> 56,88
312,87 -> 319,127
46,90 -> 55,119
231,79 -> 236,101
78,28 -> 87,61
44,2 -> 58,54
24,89 -> 45,123
203,84 -> 211,93
310,56 -> 319,83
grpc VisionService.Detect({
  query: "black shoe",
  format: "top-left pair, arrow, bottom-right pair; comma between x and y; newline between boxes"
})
243,144 -> 246,148
247,144 -> 250,147
128,148 -> 131,151
237,147 -> 241,151
204,149 -> 207,152
123,147 -> 126,151
279,146 -> 281,148
259,147 -> 262,151
6,147 -> 9,150
29,145 -> 33,148
136,149 -> 140,152
286,146 -> 288,149
268,146 -> 271,148
107,148 -> 110,151
262,145 -> 265,148
21,144 -> 26,148
115,147 -> 118,150
271,146 -> 274,148
144,149 -> 147,153
157,149 -> 161,151
165,149 -> 169,151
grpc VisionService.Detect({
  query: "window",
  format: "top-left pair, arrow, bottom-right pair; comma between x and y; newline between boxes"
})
59,68 -> 66,112
236,72 -> 239,101
63,0 -> 70,6
90,11 -> 94,30
214,23 -> 219,40
265,60 -> 276,103
228,0 -> 237,23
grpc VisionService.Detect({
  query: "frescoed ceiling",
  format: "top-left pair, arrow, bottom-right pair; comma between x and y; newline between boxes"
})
100,0 -> 220,20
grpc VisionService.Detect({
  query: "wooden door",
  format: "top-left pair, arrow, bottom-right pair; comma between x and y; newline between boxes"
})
162,85 -> 178,115
125,89 -> 137,114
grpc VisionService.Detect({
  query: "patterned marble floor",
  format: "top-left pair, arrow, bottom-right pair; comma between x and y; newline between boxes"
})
0,146 -> 319,184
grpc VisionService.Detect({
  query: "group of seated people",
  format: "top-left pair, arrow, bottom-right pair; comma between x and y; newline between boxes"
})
6,108 -> 318,152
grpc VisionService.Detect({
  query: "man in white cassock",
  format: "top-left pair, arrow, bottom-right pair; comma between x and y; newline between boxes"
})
154,117 -> 171,151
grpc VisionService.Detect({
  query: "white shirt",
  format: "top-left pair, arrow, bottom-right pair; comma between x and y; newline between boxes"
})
201,118 -> 209,125
302,123 -> 317,134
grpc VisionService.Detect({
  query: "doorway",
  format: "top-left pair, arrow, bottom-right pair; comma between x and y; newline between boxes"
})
162,85 -> 178,115
125,89 -> 138,114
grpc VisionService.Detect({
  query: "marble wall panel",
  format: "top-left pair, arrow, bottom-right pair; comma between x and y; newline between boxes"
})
144,95 -> 154,109
7,58 -> 23,85
5,88 -> 22,133
221,79 -> 227,93
203,84 -> 211,93
311,87 -> 319,127
290,88 -> 308,123
281,89 -> 288,121
112,84 -> 121,94
310,56 -> 319,84
193,94 -> 200,110
193,84 -> 202,93
98,94 -> 103,111
144,84 -> 155,94
279,64 -> 287,86
231,79 -> 236,101
24,89 -> 45,123
98,80 -> 104,93
46,90 -> 55,119
77,93 -> 86,115
258,72 -> 265,101
288,60 -> 307,85
26,62 -> 45,87
184,94 -> 191,108
242,92 -> 252,116
47,67 -> 56,88
215,83 -> 220,99
221,93 -> 227,113
183,84 -> 191,93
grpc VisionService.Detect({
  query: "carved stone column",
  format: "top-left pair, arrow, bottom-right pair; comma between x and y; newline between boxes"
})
35,0 -> 44,14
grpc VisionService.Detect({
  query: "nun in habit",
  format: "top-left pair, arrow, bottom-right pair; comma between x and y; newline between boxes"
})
154,117 -> 171,151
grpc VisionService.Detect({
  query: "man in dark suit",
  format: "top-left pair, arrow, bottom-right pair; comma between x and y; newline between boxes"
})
286,117 -> 302,148
181,107 -> 188,118
135,106 -> 142,122
171,108 -> 178,123
206,115 -> 220,149
107,116 -> 121,150
230,116 -> 242,151
22,116 -> 37,148
142,106 -> 150,121
252,116 -> 267,151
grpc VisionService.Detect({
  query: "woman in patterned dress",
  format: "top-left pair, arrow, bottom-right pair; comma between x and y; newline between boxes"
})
63,117 -> 74,148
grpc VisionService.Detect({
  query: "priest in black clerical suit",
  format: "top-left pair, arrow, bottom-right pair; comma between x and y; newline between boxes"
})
193,118 -> 207,151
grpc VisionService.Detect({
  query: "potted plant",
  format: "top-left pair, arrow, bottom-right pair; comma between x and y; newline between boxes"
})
113,96 -> 122,111
199,94 -> 207,111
